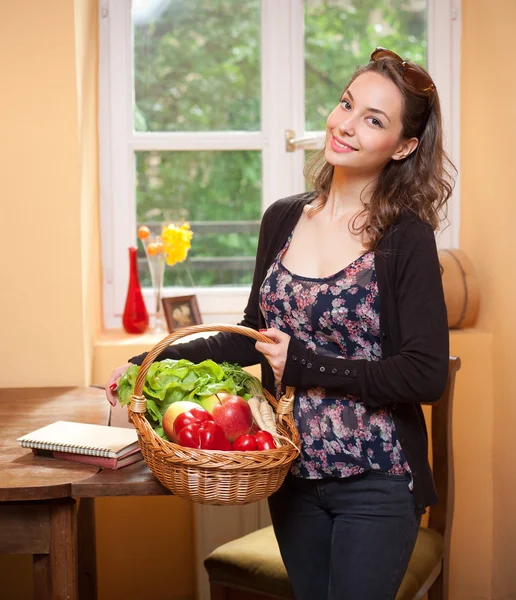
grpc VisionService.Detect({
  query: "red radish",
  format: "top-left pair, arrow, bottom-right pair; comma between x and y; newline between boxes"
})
233,434 -> 258,452
255,430 -> 275,450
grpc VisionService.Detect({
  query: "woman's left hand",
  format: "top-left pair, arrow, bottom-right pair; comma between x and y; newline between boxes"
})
255,328 -> 291,382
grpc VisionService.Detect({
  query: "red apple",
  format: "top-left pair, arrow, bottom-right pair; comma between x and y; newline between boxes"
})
212,394 -> 253,442
200,394 -> 222,414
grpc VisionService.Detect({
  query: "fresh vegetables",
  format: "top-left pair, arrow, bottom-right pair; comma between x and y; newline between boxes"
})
248,396 -> 281,446
255,430 -> 276,450
177,421 -> 231,451
163,402 -> 232,450
233,434 -> 258,452
248,397 -> 266,430
232,430 -> 276,451
171,407 -> 214,442
162,401 -> 202,440
118,358 -> 263,439
118,357 -> 286,451
259,399 -> 278,437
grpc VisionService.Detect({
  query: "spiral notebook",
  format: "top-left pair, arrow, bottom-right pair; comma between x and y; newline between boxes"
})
17,420 -> 140,459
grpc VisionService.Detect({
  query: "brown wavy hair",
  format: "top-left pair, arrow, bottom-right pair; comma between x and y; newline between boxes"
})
304,55 -> 456,250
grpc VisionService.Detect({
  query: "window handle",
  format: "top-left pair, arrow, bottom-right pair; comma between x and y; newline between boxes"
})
285,129 -> 325,153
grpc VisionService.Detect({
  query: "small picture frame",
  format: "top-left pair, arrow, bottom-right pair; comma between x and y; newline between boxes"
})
162,295 -> 203,332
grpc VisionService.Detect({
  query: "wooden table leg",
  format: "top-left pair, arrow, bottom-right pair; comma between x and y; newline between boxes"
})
77,498 -> 98,600
33,498 -> 78,600
33,553 -> 51,600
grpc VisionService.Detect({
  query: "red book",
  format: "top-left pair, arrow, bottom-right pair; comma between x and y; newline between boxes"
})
32,446 -> 143,470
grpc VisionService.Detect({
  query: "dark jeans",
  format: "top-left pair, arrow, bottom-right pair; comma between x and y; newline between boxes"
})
267,470 -> 421,600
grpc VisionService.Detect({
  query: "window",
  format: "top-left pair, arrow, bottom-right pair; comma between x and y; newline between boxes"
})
99,0 -> 461,329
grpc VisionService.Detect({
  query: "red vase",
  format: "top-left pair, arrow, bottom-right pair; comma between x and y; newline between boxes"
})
122,247 -> 149,334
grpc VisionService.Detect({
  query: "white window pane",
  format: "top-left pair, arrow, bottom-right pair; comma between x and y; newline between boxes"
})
135,150 -> 261,287
304,0 -> 428,131
133,0 -> 261,132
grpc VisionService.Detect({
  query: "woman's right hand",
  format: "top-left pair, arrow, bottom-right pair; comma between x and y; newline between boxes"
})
105,362 -> 133,406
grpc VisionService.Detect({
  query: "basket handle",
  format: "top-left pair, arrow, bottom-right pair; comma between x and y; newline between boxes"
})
129,323 -> 295,420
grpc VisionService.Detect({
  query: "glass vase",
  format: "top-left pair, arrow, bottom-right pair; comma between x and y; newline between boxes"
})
122,247 -> 149,334
145,235 -> 167,334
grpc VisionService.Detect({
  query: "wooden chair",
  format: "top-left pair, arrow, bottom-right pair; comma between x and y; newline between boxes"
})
205,357 -> 461,600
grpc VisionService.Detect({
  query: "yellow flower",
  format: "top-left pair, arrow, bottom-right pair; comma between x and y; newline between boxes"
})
161,222 -> 193,267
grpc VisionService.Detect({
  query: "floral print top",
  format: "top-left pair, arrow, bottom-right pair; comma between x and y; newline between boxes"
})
259,233 -> 411,480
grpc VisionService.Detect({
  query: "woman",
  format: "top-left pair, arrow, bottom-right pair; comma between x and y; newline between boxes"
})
106,48 -> 454,599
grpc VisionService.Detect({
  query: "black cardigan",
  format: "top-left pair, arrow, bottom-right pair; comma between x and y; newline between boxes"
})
130,192 -> 450,514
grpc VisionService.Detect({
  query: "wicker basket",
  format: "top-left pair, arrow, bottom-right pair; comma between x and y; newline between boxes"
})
128,324 -> 301,505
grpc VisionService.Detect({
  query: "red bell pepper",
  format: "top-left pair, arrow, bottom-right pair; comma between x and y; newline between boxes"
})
198,421 -> 232,451
176,421 -> 231,451
176,422 -> 201,448
173,408 -> 213,441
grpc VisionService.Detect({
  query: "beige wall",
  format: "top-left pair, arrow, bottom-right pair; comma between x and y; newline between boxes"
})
460,1 -> 516,597
0,2 -> 90,597
1,0 -> 87,387
1,0 -> 515,599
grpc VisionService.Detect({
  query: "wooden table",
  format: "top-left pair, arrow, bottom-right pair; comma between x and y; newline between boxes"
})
0,387 -> 170,600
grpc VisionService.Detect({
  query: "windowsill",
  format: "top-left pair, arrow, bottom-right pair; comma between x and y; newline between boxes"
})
104,287 -> 251,330
96,328 -> 171,348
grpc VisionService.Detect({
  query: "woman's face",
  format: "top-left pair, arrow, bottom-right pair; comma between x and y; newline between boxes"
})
324,71 -> 417,175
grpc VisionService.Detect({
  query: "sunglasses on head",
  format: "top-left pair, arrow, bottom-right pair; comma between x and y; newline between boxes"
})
370,47 -> 435,95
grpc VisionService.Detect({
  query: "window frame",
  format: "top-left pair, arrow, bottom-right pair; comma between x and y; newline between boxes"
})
99,0 -> 461,329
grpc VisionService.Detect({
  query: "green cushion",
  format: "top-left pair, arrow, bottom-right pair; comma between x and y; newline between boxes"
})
204,526 -> 294,599
204,525 -> 444,599
396,527 -> 444,600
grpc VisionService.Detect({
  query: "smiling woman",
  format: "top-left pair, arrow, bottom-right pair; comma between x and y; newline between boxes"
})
101,0 -> 460,595
108,46 -> 456,600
